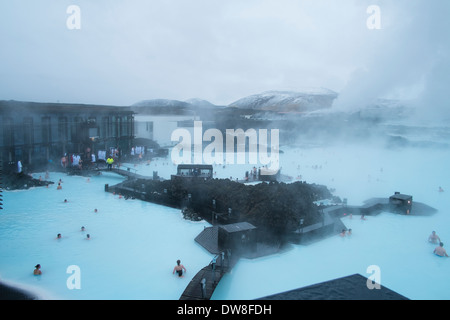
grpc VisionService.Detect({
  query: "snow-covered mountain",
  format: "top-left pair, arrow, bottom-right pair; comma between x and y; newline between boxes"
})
228,88 -> 338,112
132,98 -> 219,108
184,98 -> 218,108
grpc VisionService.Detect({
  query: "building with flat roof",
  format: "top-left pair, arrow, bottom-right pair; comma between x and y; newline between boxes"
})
218,222 -> 257,254
389,192 -> 413,215
1,100 -> 134,172
172,164 -> 213,180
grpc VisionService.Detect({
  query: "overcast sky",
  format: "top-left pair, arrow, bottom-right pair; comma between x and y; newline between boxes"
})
0,0 -> 448,112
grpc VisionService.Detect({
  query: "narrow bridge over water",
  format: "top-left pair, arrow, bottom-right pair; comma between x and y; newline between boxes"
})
97,166 -> 150,180
179,251 -> 239,300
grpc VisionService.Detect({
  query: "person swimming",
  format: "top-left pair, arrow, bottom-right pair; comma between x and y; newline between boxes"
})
173,260 -> 186,277
34,264 -> 42,275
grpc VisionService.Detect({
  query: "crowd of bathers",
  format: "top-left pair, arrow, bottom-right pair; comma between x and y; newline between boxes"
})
33,175 -> 189,280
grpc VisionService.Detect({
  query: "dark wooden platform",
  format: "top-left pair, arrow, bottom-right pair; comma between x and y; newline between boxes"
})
195,226 -> 282,257
179,253 -> 239,300
98,167 -> 149,180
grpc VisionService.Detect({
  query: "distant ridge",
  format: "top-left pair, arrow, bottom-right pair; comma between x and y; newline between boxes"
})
228,88 -> 338,112
132,99 -> 191,109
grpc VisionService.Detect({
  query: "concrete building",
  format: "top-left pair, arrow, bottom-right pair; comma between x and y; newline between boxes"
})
134,114 -> 195,147
0,100 -> 134,172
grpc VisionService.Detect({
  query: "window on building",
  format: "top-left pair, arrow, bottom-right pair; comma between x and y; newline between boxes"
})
111,116 -> 118,137
71,117 -> 82,141
23,117 -> 34,146
89,127 -> 99,139
3,117 -> 14,146
101,116 -> 110,138
58,117 -> 68,142
41,117 -> 51,144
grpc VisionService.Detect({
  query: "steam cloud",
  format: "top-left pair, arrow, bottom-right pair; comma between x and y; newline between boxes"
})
334,0 -> 450,122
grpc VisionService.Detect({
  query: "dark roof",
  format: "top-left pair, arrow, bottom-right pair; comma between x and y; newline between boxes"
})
257,274 -> 409,300
219,222 -> 257,233
390,194 -> 412,200
177,164 -> 213,170
0,282 -> 37,300
0,100 -> 133,115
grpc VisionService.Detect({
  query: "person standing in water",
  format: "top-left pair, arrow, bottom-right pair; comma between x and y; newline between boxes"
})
33,264 -> 42,275
173,260 -> 187,277
428,231 -> 441,244
434,242 -> 449,257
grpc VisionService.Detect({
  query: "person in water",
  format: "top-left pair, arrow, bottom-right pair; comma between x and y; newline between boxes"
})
173,260 -> 187,277
34,264 -> 42,275
428,231 -> 441,244
434,242 -> 449,257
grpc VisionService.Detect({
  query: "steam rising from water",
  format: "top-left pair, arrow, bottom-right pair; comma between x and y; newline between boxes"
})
334,0 -> 450,123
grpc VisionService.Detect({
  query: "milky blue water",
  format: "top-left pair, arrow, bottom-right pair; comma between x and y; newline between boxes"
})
1,144 -> 449,299
0,172 -> 212,299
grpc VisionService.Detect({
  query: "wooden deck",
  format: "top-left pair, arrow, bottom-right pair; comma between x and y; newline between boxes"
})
179,252 -> 239,300
98,166 -> 149,180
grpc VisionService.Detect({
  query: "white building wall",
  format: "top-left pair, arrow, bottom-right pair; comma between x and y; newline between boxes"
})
134,115 -> 195,147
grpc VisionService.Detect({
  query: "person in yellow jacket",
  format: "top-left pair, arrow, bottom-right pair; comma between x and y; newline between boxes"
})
106,157 -> 114,170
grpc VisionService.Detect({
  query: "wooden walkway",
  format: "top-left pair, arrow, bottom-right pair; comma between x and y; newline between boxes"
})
179,252 -> 239,300
97,166 -> 149,180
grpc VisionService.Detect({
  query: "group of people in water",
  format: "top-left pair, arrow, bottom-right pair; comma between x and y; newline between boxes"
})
337,216 -> 448,259
428,231 -> 449,257
35,257 -> 186,278
34,175 -> 188,278
339,228 -> 352,237
37,226 -> 186,277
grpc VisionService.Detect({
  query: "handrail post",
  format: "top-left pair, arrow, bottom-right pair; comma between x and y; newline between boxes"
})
200,278 -> 206,299
211,257 -> 217,284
